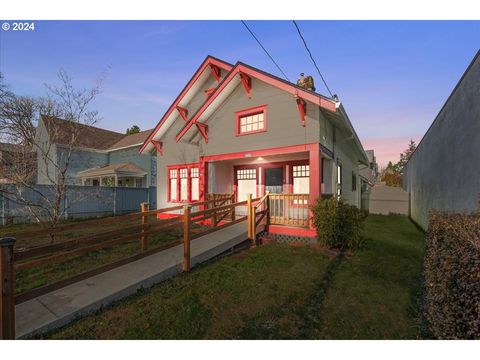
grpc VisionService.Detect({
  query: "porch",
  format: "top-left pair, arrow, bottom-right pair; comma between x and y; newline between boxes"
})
201,143 -> 335,237
76,162 -> 148,188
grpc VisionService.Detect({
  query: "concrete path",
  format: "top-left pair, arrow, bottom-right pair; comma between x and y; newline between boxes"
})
16,220 -> 262,338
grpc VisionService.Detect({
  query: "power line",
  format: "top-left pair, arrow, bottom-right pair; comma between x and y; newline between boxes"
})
240,20 -> 290,82
292,20 -> 334,98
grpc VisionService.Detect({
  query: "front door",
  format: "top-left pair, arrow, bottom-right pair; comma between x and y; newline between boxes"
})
264,167 -> 283,194
265,167 -> 284,218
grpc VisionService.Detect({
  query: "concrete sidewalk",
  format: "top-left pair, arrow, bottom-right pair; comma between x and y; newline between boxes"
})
16,220 -> 261,338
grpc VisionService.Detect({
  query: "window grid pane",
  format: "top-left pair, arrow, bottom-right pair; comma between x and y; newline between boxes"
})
237,168 -> 256,180
238,111 -> 265,135
293,165 -> 310,178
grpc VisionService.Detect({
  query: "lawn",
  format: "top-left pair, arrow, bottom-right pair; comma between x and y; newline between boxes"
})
45,214 -> 425,340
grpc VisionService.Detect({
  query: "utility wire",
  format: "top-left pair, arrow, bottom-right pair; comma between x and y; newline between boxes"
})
241,20 -> 290,82
292,20 -> 334,98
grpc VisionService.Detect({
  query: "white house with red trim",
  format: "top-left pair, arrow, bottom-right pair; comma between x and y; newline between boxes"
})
140,56 -> 369,239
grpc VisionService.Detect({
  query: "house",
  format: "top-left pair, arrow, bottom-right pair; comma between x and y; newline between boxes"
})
0,142 -> 36,184
404,50 -> 480,229
35,115 -> 156,187
139,56 -> 369,239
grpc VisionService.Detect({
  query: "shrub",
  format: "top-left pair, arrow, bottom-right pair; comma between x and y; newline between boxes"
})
310,197 -> 366,250
424,212 -> 480,339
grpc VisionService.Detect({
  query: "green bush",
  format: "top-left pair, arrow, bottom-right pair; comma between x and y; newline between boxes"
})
311,197 -> 366,250
424,212 -> 480,339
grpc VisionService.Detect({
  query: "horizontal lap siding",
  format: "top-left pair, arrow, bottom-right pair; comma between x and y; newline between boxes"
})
201,78 -> 321,156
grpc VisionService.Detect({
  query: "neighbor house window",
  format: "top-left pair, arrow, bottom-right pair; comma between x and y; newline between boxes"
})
235,105 -> 267,136
337,163 -> 342,196
135,178 -> 143,188
352,173 -> 357,191
168,164 -> 200,203
293,165 -> 309,204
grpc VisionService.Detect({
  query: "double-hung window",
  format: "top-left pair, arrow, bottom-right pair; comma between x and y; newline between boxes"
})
169,168 -> 178,201
292,165 -> 309,204
168,164 -> 200,203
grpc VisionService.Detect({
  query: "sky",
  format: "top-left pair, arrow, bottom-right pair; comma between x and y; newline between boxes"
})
0,20 -> 478,167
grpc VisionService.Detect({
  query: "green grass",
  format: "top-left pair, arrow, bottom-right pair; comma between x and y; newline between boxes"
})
45,214 -> 425,340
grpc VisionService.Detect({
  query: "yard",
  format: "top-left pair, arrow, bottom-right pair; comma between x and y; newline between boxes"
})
0,215 -> 185,295
43,214 -> 425,340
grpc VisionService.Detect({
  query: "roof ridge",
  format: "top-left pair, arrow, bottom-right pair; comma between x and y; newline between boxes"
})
41,115 -> 125,136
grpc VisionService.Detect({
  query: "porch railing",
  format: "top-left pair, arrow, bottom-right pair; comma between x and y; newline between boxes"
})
205,193 -> 236,226
268,193 -> 310,227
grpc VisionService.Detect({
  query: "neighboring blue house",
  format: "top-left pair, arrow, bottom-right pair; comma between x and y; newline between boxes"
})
35,115 -> 156,187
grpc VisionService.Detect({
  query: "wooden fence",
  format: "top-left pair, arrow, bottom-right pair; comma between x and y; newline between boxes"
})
0,193 -> 267,339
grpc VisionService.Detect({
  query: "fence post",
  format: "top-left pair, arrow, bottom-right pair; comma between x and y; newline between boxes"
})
247,194 -> 255,247
266,193 -> 270,228
140,202 -> 149,251
113,187 -> 117,216
0,237 -> 16,340
212,195 -> 217,227
183,205 -> 191,272
230,193 -> 235,221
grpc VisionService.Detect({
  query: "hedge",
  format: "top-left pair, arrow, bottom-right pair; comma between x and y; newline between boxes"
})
424,212 -> 480,339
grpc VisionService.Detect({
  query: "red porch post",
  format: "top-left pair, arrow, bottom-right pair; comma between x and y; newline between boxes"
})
199,157 -> 208,203
308,143 -> 321,229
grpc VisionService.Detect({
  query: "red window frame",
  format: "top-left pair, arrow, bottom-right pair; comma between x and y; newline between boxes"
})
167,163 -> 200,203
235,104 -> 267,136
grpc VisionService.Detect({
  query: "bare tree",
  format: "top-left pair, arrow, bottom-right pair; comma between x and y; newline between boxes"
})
0,73 -> 63,145
0,69 -> 107,233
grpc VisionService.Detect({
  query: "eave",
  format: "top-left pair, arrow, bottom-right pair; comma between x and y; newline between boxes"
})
139,55 -> 233,154
176,62 -> 337,143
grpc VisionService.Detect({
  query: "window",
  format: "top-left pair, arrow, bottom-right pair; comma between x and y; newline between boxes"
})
135,178 -> 143,188
190,167 -> 199,201
337,163 -> 342,196
352,173 -> 357,191
180,168 -> 188,201
236,168 -> 257,201
169,168 -> 178,201
293,165 -> 309,204
168,165 -> 200,203
235,105 -> 267,136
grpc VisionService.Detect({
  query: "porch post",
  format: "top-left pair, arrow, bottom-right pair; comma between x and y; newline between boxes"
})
309,144 -> 321,229
199,157 -> 208,203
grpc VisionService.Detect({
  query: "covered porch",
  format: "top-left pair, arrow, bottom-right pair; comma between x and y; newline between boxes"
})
76,162 -> 148,188
201,143 -> 334,237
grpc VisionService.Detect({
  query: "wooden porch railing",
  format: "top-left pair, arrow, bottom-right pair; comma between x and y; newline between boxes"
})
268,193 -> 310,227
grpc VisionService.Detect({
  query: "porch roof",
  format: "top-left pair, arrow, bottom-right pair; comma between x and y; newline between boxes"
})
76,162 -> 147,178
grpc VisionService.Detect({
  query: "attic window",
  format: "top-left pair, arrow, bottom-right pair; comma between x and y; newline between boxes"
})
235,105 -> 267,136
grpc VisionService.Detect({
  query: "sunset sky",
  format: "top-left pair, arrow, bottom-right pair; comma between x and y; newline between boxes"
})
1,20 -> 478,167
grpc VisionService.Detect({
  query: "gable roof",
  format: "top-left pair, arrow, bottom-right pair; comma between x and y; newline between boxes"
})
41,115 -> 153,152
42,115 -> 125,150
108,129 -> 153,150
0,142 -> 31,153
139,55 -> 233,154
140,56 -> 368,164
76,162 -> 147,177
175,61 -> 337,142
